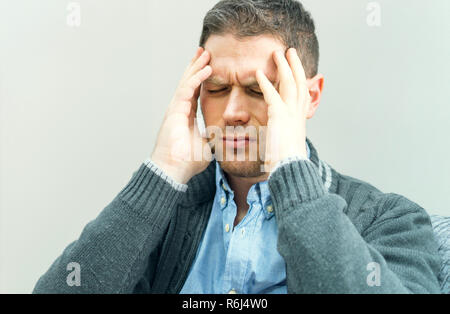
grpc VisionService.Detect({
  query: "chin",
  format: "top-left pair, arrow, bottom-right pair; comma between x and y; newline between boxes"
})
218,160 -> 264,178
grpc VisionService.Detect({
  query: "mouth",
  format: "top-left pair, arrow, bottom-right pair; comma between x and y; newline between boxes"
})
222,136 -> 257,149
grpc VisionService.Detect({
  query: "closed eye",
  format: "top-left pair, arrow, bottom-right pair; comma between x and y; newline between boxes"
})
206,87 -> 263,97
249,89 -> 263,97
207,88 -> 227,94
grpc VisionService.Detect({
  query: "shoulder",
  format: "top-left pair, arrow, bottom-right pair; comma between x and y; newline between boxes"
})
332,167 -> 431,234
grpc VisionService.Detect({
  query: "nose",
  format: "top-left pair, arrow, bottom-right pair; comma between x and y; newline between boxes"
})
222,89 -> 250,126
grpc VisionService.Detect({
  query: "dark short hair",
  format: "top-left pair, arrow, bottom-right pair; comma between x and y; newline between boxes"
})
199,0 -> 319,78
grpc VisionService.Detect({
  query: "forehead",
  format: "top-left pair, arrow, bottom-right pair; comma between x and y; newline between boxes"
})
203,34 -> 285,85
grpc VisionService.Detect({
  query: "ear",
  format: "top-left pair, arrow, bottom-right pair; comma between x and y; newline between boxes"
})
306,74 -> 324,120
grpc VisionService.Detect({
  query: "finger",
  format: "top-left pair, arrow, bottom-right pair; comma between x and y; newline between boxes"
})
188,97 -> 198,128
286,48 -> 308,95
188,78 -> 207,126
190,47 -> 204,64
182,47 -> 204,81
170,65 -> 212,117
286,48 -> 311,113
186,50 -> 211,80
179,65 -> 212,101
188,65 -> 212,93
256,69 -> 283,110
273,50 -> 297,105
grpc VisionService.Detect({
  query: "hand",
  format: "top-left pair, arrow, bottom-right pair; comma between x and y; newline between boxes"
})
151,47 -> 213,184
256,48 -> 311,173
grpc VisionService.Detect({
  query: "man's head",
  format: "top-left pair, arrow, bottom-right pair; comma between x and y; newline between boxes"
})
199,0 -> 324,179
200,0 -> 319,79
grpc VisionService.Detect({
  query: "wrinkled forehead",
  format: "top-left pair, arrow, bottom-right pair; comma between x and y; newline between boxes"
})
203,34 -> 285,85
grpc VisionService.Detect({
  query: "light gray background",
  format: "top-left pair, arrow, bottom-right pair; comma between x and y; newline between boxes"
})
0,0 -> 449,293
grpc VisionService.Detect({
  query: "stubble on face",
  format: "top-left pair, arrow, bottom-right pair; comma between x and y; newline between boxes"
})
200,34 -> 286,179
219,159 -> 263,178
212,133 -> 268,178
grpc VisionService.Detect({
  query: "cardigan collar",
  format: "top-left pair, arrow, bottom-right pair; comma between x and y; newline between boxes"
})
181,137 -> 339,206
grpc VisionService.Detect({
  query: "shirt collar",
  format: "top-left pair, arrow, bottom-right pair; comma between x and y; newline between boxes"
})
214,141 -> 311,219
215,160 -> 232,197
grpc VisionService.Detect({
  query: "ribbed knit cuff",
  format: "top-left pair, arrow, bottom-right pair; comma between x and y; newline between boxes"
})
143,158 -> 188,192
117,162 -> 187,221
268,158 -> 326,207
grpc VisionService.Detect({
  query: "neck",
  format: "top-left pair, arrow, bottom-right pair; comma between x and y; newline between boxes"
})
224,171 -> 269,227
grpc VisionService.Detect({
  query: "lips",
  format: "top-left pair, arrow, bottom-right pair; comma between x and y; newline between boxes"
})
222,136 -> 257,149
223,136 -> 254,141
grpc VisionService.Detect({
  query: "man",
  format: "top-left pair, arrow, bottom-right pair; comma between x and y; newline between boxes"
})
33,0 -> 441,294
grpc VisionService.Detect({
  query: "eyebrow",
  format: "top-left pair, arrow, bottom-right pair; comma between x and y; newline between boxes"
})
204,75 -> 276,87
204,76 -> 227,86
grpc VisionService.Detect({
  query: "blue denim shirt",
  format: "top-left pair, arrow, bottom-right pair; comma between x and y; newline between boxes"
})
180,145 -> 310,294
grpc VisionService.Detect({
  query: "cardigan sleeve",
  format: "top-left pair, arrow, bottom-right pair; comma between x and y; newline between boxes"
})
268,159 -> 442,294
33,162 -> 187,294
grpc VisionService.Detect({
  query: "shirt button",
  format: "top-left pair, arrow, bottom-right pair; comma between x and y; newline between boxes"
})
220,197 -> 226,206
228,289 -> 237,294
241,228 -> 245,236
267,205 -> 274,213
225,224 -> 230,233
